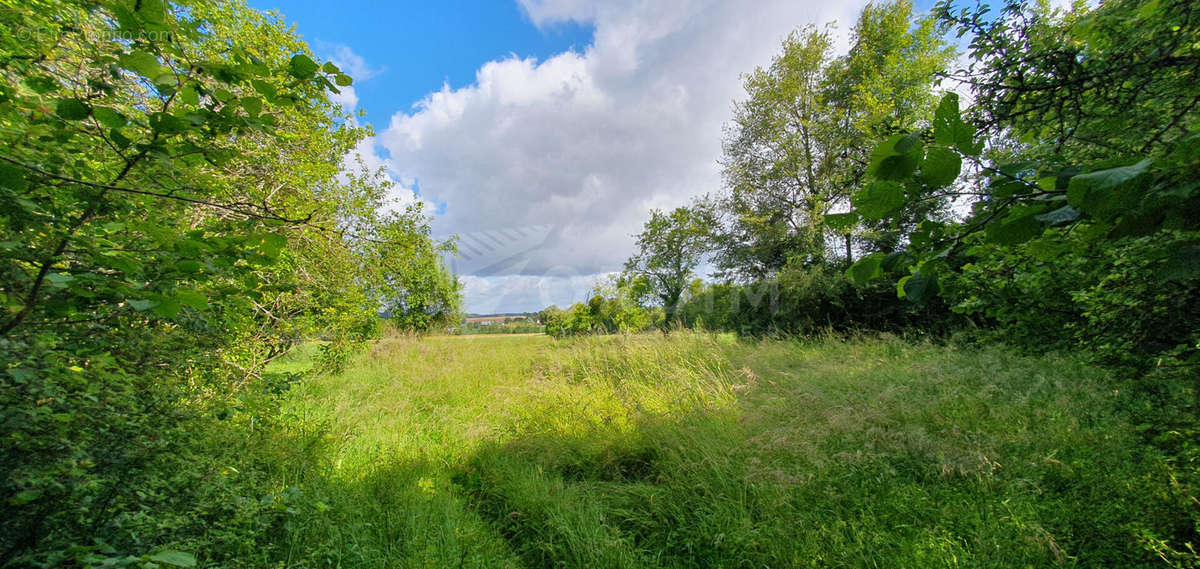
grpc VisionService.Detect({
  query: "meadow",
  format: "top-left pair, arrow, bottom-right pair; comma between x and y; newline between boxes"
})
257,332 -> 1191,568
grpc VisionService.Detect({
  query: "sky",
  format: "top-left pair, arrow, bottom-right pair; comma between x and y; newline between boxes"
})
250,0 -> 920,314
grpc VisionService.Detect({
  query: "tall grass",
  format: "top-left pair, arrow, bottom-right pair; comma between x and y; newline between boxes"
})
259,332 -> 1194,568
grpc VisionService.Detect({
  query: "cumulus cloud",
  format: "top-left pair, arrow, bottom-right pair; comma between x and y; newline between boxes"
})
320,41 -> 387,82
378,0 -> 870,311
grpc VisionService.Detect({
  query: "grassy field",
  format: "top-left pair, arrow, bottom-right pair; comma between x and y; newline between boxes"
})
260,332 -> 1191,568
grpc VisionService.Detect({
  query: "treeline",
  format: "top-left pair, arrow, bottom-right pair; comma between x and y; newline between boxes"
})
0,0 -> 458,565
553,0 -> 1199,379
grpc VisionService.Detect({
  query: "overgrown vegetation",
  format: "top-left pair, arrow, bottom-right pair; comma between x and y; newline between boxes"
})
0,0 -> 457,564
257,333 -> 1193,568
3,0 -> 1196,566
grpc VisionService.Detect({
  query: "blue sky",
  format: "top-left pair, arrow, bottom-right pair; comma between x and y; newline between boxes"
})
251,1 -> 593,127
245,1 -> 941,314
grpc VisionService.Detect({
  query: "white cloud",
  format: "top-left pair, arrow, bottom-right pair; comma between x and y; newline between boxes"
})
320,42 -> 386,82
378,0 -> 869,312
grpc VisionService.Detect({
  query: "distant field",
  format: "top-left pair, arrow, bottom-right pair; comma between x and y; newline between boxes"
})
263,333 -> 1187,568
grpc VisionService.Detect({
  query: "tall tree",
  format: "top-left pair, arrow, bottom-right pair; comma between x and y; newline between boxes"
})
712,1 -> 954,279
624,207 -> 710,316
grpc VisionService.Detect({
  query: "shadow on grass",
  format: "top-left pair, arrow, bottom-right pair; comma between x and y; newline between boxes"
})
280,339 -> 1197,569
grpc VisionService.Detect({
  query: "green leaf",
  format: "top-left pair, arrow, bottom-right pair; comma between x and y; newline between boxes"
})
1035,205 -> 1080,225
136,0 -> 167,24
119,51 -> 163,79
322,61 -> 341,73
854,181 -> 906,220
1160,242 -> 1200,283
179,85 -> 200,106
1066,159 -> 1152,220
91,107 -> 126,129
241,96 -> 262,117
147,551 -> 196,568
824,212 -> 860,230
877,154 -> 919,181
932,93 -> 961,146
152,298 -> 180,318
8,490 -> 41,506
177,260 -> 203,273
898,271 -> 937,303
23,75 -> 59,94
288,54 -> 319,79
0,163 -> 29,193
257,233 -> 287,259
919,147 -> 962,188
175,289 -> 208,310
110,129 -> 132,149
846,253 -> 885,285
251,79 -> 277,99
893,132 -> 921,155
335,73 -> 353,87
45,273 -> 74,287
985,212 -> 1044,245
56,99 -> 90,121
150,113 -> 187,135
128,299 -> 158,311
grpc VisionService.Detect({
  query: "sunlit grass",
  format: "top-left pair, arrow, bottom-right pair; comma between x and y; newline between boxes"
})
265,332 -> 1184,568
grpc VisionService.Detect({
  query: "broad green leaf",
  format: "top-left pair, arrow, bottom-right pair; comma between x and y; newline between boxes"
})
1067,159 -> 1152,219
91,107 -> 126,129
0,163 -> 29,192
8,490 -> 41,506
241,96 -> 262,116
893,132 -> 921,154
932,93 -> 960,145
150,113 -> 187,135
898,271 -> 937,303
854,181 -> 906,220
147,551 -> 196,568
119,51 -> 163,78
56,99 -> 90,120
1035,205 -> 1080,225
257,233 -> 287,259
179,85 -> 200,106
175,289 -> 208,310
46,273 -> 73,287
177,260 -> 203,273
985,212 -> 1044,245
919,147 -> 962,187
136,0 -> 167,24
824,212 -> 860,230
1160,242 -> 1200,283
23,75 -> 58,94
846,252 -> 885,285
152,298 -> 180,318
335,73 -> 353,87
128,299 -> 158,311
288,54 -> 319,79
109,129 -> 132,149
875,153 -> 919,181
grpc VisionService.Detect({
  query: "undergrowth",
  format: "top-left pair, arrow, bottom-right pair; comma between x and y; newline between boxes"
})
260,332 -> 1196,568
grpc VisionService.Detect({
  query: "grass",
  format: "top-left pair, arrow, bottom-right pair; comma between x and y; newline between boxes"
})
259,332 -> 1193,568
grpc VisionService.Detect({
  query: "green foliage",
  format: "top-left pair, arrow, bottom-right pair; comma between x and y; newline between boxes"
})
624,207 -> 710,316
265,333 -> 1196,568
0,0 -> 460,564
709,1 -> 955,278
846,0 -> 1200,372
543,276 -> 662,337
679,261 -> 954,336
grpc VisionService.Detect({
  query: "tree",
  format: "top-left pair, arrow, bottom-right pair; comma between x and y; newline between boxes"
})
0,0 -> 459,562
712,1 -> 954,279
846,0 -> 1199,368
624,207 -> 710,316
